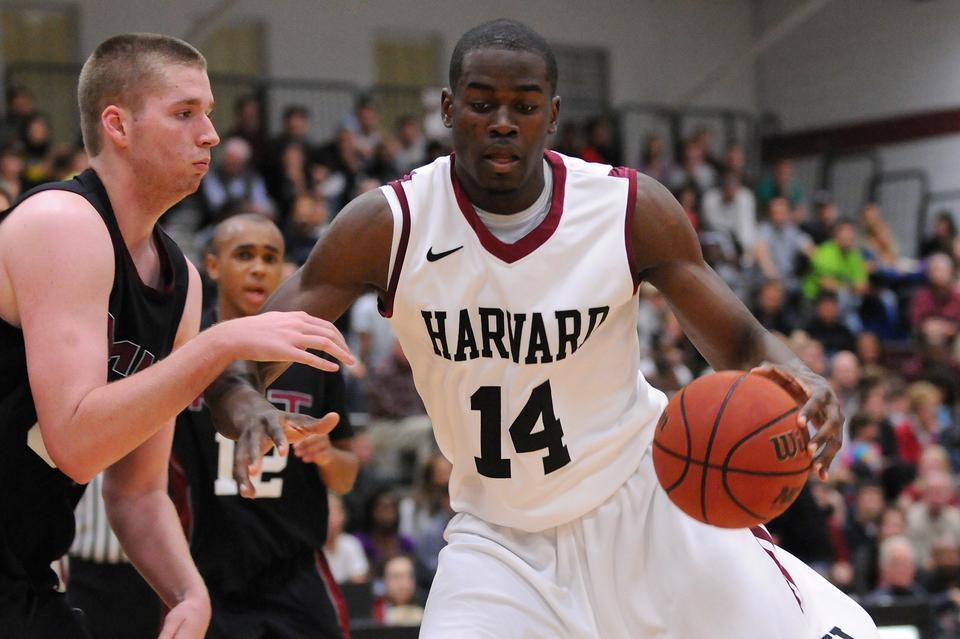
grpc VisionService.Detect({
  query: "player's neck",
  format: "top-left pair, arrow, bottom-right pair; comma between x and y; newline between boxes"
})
216,299 -> 245,322
89,155 -> 175,251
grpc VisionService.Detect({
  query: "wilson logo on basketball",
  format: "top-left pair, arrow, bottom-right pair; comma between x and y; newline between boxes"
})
769,430 -> 809,462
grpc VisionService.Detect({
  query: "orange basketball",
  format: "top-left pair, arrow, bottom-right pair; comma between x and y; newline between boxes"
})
652,370 -> 811,529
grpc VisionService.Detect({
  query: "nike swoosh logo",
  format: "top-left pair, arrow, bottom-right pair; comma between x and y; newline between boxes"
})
426,245 -> 464,262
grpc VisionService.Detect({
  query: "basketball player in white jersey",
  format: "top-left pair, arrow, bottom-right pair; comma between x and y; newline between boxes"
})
206,19 -> 879,638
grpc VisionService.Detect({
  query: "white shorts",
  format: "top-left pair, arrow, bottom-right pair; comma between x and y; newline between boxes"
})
420,450 -> 878,639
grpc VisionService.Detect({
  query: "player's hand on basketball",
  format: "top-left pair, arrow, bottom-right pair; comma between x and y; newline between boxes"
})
293,430 -> 338,467
751,362 -> 843,481
212,311 -> 355,371
233,406 -> 341,498
157,592 -> 210,639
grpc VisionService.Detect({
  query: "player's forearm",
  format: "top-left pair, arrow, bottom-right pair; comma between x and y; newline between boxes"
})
104,487 -> 209,613
50,328 -> 235,483
318,448 -> 359,494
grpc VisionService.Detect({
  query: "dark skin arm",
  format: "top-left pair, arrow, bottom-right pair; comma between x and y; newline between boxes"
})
205,189 -> 392,496
632,174 -> 842,478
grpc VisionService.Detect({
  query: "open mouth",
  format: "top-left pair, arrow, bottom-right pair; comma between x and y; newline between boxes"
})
484,153 -> 520,171
243,286 -> 267,306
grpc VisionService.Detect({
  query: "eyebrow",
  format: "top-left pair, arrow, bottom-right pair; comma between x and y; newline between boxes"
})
465,81 -> 544,94
233,243 -> 280,253
173,97 -> 215,109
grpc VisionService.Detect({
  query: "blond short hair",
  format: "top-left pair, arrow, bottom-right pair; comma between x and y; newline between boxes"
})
78,33 -> 206,156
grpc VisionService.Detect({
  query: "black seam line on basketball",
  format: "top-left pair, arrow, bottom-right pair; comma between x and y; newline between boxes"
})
721,405 -> 803,523
426,245 -> 463,262
654,441 -> 812,476
663,387 -> 692,493
700,373 -> 748,525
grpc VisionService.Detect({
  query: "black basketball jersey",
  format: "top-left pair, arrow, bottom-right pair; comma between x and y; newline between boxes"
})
0,169 -> 189,592
172,310 -> 353,595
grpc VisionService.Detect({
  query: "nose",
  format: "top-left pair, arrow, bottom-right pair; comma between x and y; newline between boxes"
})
488,105 -> 517,137
199,113 -> 220,148
250,257 -> 267,276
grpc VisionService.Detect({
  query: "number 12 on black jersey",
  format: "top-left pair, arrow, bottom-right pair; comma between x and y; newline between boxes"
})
471,380 -> 571,478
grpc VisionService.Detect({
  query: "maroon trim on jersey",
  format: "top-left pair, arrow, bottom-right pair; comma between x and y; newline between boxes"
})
315,550 -> 351,639
450,150 -> 567,264
609,166 -> 642,292
381,180 -> 412,318
750,526 -> 803,611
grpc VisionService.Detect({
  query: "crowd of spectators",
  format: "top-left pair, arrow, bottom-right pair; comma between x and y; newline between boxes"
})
5,82 -> 960,634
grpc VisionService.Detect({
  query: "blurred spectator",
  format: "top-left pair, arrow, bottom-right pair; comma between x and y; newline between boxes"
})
691,126 -> 723,174
861,203 -> 918,278
753,279 -> 795,336
225,94 -> 267,169
803,219 -> 869,308
367,136 -> 401,183
801,193 -> 839,246
343,94 -> 382,163
200,136 -> 274,224
342,427 -> 389,534
790,331 -> 828,377
895,382 -> 946,468
399,454 -> 454,586
905,471 -> 960,571
0,85 -> 35,148
553,122 -> 580,158
676,184 -> 700,231
863,535 -> 927,605
349,292 -> 396,380
271,140 -> 311,217
830,350 -> 862,422
922,533 -> 960,635
265,105 -> 315,196
0,185 -> 11,210
921,212 -> 958,260
394,115 -> 426,174
767,483 -> 837,573
20,113 -> 53,188
356,490 -> 416,571
845,480 -> 887,595
670,138 -> 716,194
372,555 -> 424,626
579,115 -> 620,166
50,145 -> 89,181
838,414 -> 883,481
805,292 -> 856,354
723,142 -> 751,186
638,133 -> 676,184
756,158 -> 803,210
324,492 -> 370,584
366,339 -> 433,483
701,168 -> 757,258
701,231 -> 747,301
899,446 -> 957,511
910,253 -> 960,345
859,377 -> 899,462
0,142 -> 24,200
753,196 -> 814,296
855,332 -> 888,379
318,127 -> 364,212
283,192 -> 328,265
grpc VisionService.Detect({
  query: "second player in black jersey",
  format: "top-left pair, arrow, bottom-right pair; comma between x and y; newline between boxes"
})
172,214 -> 358,639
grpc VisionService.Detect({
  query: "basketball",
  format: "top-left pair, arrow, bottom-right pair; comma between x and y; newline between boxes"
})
652,370 -> 811,529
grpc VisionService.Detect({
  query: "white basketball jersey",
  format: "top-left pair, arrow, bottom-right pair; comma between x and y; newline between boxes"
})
380,151 -> 667,532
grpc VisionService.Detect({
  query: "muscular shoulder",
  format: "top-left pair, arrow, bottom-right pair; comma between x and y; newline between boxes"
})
0,191 -> 112,325
631,173 -> 702,275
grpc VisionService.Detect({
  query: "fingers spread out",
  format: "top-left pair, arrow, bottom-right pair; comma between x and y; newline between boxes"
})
234,427 -> 264,499
283,411 -> 340,442
750,364 -> 810,406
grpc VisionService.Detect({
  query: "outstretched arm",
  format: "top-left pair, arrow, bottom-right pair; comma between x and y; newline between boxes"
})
205,188 -> 394,496
2,192 -> 351,484
632,175 -> 842,478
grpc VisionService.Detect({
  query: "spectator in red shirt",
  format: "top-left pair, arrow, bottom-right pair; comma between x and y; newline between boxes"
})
910,253 -> 960,346
894,382 -> 945,468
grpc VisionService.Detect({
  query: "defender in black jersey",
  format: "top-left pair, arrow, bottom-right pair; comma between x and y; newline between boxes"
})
173,215 -> 357,639
0,34 -> 352,639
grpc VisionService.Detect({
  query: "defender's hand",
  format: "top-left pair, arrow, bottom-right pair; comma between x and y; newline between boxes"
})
293,426 -> 340,467
232,402 -> 340,498
751,363 -> 843,481
211,311 -> 355,371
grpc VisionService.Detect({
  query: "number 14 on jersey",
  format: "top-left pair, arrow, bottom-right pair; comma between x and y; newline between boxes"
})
471,380 -> 571,478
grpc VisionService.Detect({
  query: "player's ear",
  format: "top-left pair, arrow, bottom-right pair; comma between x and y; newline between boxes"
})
440,88 -> 454,129
204,252 -> 221,282
100,105 -> 129,149
547,95 -> 560,136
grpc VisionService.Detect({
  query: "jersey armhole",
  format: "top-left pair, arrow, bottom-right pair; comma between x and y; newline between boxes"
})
378,181 -> 411,318
609,166 -> 642,293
